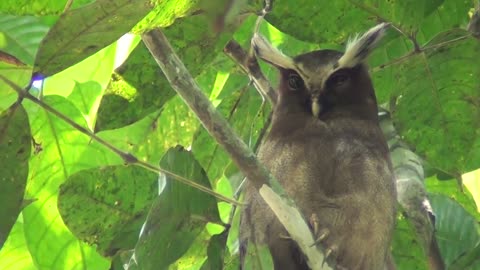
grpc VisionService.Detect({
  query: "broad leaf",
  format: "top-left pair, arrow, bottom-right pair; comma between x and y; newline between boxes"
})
23,96 -> 110,270
34,0 -> 153,76
392,29 -> 480,175
58,165 -> 158,256
0,104 -> 31,248
0,0 -> 92,15
134,146 -> 221,270
429,193 -> 480,268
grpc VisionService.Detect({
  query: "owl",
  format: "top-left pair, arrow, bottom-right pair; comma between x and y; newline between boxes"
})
240,23 -> 397,270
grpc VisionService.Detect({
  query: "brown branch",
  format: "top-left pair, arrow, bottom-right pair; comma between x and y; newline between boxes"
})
141,29 -> 330,270
224,39 -> 277,105
142,30 -> 274,191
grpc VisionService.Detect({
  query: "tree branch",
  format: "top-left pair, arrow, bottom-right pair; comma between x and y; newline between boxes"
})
142,29 -> 331,270
0,75 -> 240,205
224,39 -> 277,105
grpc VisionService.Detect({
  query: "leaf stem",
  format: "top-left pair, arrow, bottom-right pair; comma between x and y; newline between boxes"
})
0,74 -> 241,205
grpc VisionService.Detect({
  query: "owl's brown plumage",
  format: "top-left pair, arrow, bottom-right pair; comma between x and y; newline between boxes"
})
240,24 -> 397,270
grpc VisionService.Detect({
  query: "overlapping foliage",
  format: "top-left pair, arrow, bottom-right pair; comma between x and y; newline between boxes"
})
0,0 -> 479,269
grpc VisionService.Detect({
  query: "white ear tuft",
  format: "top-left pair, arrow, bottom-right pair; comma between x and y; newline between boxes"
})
337,23 -> 389,69
251,33 -> 295,69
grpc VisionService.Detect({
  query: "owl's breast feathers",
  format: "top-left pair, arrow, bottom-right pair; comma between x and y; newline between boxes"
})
247,116 -> 396,269
261,116 -> 393,194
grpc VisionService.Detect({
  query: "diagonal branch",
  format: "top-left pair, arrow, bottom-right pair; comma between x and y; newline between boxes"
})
0,75 -> 239,205
142,29 -> 331,270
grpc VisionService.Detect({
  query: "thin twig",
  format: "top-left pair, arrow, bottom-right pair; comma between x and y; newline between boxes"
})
0,74 -> 240,205
372,33 -> 470,73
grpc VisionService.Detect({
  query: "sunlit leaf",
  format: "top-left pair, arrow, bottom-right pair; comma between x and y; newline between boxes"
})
34,0 -> 153,76
0,104 -> 30,248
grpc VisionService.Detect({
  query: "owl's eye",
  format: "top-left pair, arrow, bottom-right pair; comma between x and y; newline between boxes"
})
287,73 -> 304,91
328,71 -> 350,87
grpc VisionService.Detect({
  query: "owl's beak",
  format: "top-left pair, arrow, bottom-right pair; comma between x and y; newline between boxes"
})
311,96 -> 321,117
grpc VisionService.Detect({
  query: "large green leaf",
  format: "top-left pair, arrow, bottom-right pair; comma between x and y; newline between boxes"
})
0,0 -> 92,15
42,41 -> 117,97
67,81 -> 104,129
58,165 -> 158,256
391,29 -> 480,175
0,104 -> 30,248
265,0 -> 469,44
0,15 -> 50,65
429,193 -> 480,268
34,0 -> 153,76
95,43 -> 176,131
97,13 -> 232,131
23,96 -> 110,270
201,230 -> 229,270
266,1 -> 373,44
134,146 -> 221,270
0,220 -> 36,270
0,63 -> 32,114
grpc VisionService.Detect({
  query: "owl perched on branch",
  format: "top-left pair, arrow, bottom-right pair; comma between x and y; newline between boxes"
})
240,23 -> 397,270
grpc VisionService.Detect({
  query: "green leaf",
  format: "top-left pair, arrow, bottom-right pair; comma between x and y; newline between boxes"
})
350,0 -> 444,33
429,194 -> 480,268
0,104 -> 31,248
67,81 -> 103,129
134,146 -> 221,270
95,43 -> 176,131
171,229 -> 210,270
201,230 -> 228,270
392,213 -> 429,270
97,12 -> 227,131
132,0 -> 199,31
23,96 -> 110,270
243,243 -> 274,270
0,15 -> 50,65
266,1 -> 372,44
58,165 -> 158,256
419,0 -> 472,43
0,220 -> 36,270
391,29 -> 480,175
0,0 -> 92,15
425,176 -> 480,226
42,41 -> 117,97
449,242 -> 480,270
0,63 -> 32,113
34,0 -> 153,76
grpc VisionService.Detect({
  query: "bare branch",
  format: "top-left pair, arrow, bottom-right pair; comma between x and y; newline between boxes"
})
142,29 -> 330,270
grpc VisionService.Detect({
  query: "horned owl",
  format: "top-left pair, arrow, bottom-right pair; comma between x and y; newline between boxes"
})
240,23 -> 397,270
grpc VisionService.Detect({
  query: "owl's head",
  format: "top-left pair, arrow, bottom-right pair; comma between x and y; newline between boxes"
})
252,23 -> 388,121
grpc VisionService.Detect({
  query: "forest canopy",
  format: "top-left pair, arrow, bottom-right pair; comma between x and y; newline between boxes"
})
0,0 -> 479,269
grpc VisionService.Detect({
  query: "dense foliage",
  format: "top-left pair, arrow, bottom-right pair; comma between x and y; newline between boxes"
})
0,0 -> 479,269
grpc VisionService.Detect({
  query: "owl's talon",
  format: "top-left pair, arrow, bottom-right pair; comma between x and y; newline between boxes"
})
309,213 -> 320,235
313,228 -> 329,246
278,233 -> 291,240
323,245 -> 338,266
309,213 -> 330,247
